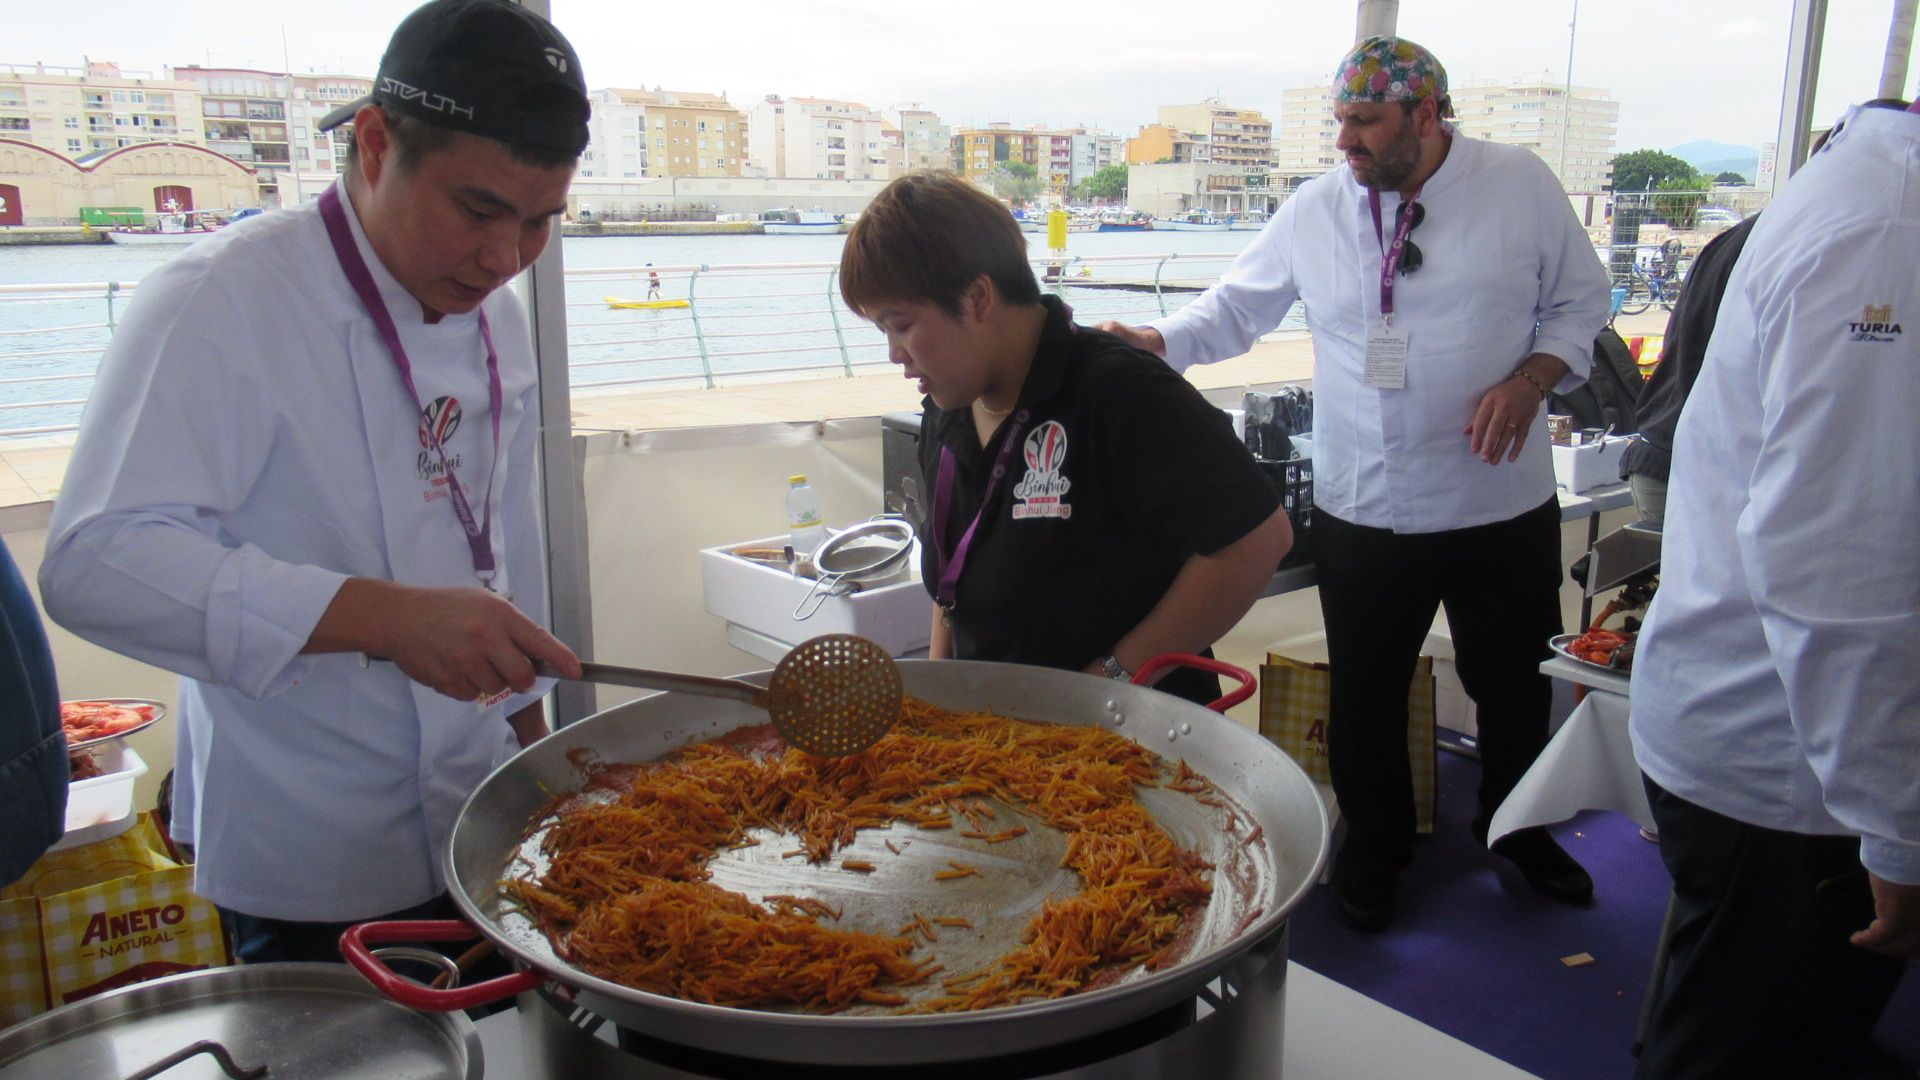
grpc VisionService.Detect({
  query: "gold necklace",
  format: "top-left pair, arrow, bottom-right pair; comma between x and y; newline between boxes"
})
974,398 -> 1015,418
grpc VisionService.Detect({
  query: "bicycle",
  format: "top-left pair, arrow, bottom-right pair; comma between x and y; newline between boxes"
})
1615,263 -> 1684,316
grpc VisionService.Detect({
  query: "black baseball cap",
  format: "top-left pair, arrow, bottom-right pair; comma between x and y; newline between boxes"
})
319,0 -> 590,156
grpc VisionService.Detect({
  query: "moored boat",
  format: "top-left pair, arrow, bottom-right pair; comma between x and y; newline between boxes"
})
1151,210 -> 1230,233
760,208 -> 842,235
106,211 -> 219,245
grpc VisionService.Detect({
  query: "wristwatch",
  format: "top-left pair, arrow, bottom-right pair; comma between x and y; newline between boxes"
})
1099,653 -> 1133,681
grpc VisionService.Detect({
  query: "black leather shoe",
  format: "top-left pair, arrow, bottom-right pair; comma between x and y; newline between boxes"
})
1489,827 -> 1594,905
1330,852 -> 1397,933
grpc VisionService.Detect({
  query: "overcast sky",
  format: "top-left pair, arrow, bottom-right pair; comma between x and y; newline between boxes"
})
12,1 -> 1916,153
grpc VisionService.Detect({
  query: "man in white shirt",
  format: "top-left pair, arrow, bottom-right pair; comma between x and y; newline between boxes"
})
1101,37 -> 1610,931
40,0 -> 586,961
1629,98 -> 1920,1077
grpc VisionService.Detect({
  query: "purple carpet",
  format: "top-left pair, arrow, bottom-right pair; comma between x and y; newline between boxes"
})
1284,752 -> 1920,1079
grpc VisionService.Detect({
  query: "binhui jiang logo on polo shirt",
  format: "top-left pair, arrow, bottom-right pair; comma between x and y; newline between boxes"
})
1847,303 -> 1902,343
1012,420 -> 1073,520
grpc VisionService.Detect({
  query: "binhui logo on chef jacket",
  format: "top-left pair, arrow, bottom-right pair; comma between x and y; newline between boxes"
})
1012,420 -> 1072,520
1847,303 -> 1902,343
416,396 -> 466,491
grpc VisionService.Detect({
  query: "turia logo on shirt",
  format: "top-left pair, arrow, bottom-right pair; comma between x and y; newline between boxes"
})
1012,420 -> 1073,520
417,396 -> 466,491
1847,303 -> 1902,343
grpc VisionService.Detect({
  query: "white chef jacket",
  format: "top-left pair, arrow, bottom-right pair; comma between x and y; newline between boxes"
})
40,181 -> 555,920
1152,129 -> 1610,533
1631,104 -> 1920,886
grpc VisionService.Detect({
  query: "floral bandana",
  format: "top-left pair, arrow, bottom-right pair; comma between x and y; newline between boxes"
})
1334,36 -> 1448,105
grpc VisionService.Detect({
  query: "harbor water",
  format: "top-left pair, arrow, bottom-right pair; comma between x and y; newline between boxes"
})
0,228 -> 1298,437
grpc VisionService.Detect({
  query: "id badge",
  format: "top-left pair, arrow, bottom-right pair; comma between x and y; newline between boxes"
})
1363,326 -> 1409,389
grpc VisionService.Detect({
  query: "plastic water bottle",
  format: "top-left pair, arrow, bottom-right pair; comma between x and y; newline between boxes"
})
786,474 -> 825,557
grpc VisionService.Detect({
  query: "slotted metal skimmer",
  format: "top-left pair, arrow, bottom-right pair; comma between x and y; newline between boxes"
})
539,633 -> 902,756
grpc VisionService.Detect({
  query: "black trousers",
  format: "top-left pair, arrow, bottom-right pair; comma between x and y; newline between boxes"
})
1636,778 -> 1907,1079
222,893 -> 467,965
1314,498 -> 1563,867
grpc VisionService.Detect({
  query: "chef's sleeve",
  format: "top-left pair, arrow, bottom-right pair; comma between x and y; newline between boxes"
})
1527,160 -> 1611,391
1149,199 -> 1303,373
38,266 -> 346,699
1734,217 -> 1920,885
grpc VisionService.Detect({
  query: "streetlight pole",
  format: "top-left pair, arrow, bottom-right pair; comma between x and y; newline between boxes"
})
1558,0 -> 1579,190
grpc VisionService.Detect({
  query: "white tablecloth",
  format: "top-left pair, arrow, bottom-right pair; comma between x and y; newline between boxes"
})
1487,688 -> 1655,843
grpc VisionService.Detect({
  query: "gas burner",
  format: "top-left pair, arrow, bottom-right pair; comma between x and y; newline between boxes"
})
517,926 -> 1289,1080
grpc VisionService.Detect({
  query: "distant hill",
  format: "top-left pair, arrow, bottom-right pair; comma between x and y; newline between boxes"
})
1668,140 -> 1759,181
1696,157 -> 1759,182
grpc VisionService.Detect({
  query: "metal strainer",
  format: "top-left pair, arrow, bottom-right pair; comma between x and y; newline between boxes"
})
537,634 -> 902,756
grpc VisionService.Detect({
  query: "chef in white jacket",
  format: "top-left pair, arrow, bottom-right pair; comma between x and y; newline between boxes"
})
1101,37 -> 1610,933
1629,97 -> 1920,1077
39,0 -> 587,962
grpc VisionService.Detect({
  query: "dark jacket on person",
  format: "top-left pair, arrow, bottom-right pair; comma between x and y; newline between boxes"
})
1623,215 -> 1761,482
0,536 -> 64,885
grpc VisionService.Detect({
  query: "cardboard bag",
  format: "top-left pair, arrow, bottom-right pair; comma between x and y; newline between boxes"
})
0,813 -> 229,1023
1260,653 -> 1437,833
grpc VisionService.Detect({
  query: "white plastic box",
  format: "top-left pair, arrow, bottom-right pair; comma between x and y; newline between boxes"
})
64,742 -> 148,832
1551,436 -> 1632,494
700,534 -> 932,661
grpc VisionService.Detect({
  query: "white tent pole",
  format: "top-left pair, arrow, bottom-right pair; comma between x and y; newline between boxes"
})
518,0 -> 598,725
1882,0 -> 1918,100
1772,0 -> 1828,193
1356,0 -> 1399,41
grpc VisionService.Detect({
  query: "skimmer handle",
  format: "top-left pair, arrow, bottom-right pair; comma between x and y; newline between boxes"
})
537,660 -> 764,705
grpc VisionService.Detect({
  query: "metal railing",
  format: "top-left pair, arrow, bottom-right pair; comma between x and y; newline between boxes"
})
0,251 -> 1257,440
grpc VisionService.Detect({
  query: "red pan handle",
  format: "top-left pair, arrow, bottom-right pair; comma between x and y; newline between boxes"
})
341,919 -> 544,1010
1130,654 -> 1257,713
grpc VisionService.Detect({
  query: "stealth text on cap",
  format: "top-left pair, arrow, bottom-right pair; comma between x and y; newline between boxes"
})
381,76 -> 475,121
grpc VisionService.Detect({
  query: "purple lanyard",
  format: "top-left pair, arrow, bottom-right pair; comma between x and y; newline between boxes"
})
1367,185 -> 1423,323
317,185 -> 504,590
931,409 -> 1030,611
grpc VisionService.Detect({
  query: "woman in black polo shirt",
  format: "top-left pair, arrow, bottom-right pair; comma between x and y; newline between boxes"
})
839,172 -> 1291,704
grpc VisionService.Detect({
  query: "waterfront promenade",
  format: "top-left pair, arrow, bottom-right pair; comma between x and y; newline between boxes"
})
0,332 -> 1317,512
0,306 -> 1673,512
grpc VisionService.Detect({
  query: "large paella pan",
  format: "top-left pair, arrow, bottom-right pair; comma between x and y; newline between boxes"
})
345,656 -> 1328,1068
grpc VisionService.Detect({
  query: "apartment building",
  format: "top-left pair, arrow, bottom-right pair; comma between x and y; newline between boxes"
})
749,96 -> 900,181
1274,83 -> 1338,181
168,66 -> 372,205
1157,100 -> 1273,168
581,88 -> 746,181
1449,79 -> 1618,192
1058,127 -> 1122,189
1127,161 -> 1280,218
1125,124 -> 1206,165
0,62 -> 203,160
885,105 -> 951,173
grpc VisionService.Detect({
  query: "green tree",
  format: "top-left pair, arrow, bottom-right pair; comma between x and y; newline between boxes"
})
1609,149 -> 1698,193
1081,164 -> 1128,203
1653,175 -> 1712,229
1713,170 -> 1747,184
989,161 -> 1044,205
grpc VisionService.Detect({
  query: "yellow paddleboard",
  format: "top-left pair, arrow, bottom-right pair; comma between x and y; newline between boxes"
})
606,296 -> 691,310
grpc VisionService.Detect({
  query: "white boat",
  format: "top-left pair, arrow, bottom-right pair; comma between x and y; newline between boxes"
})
107,211 -> 219,246
1229,212 -> 1270,231
1151,210 -> 1230,233
760,208 -> 842,235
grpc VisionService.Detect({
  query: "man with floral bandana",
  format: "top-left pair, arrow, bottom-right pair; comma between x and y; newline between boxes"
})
1100,36 -> 1611,932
